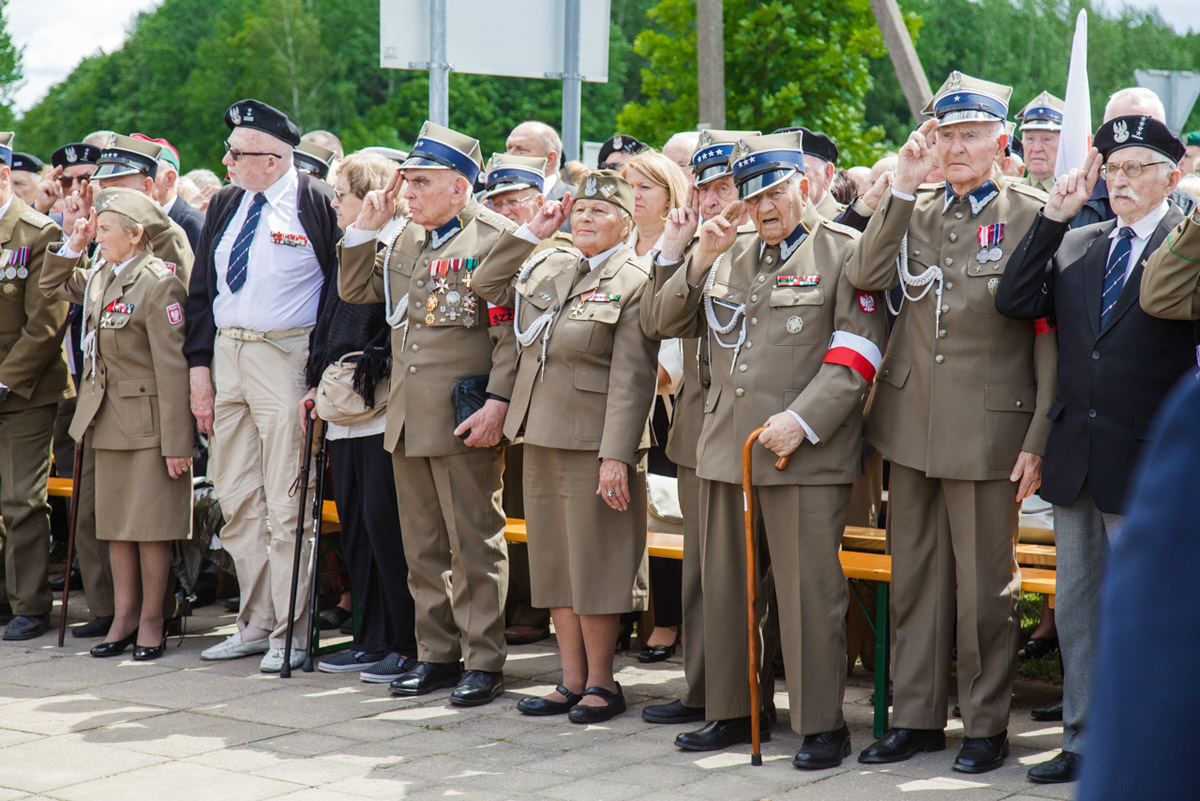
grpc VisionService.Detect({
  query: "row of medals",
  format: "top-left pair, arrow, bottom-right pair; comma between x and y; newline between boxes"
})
975,246 -> 1004,264
426,275 -> 478,326
2,265 -> 27,295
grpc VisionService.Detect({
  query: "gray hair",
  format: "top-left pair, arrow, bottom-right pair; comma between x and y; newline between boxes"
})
83,130 -> 115,148
1104,87 -> 1166,123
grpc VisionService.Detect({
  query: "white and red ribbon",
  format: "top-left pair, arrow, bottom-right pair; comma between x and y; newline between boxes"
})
822,330 -> 882,384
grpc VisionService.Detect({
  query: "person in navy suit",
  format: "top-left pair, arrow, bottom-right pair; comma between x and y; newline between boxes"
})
995,114 -> 1198,784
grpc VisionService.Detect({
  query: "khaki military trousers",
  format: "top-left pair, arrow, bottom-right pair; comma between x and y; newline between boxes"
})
678,465 -> 706,709
700,478 -> 851,734
0,404 -> 57,615
888,463 -> 1021,738
391,440 -> 508,672
211,330 -> 315,649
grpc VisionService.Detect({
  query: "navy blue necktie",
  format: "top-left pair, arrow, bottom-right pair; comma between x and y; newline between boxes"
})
1101,227 -> 1134,327
226,193 -> 266,293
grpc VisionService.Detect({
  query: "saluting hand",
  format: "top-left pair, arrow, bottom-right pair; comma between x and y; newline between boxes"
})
67,208 -> 97,253
526,193 -> 573,240
659,185 -> 700,263
860,170 -> 894,214
61,178 -> 94,236
1043,148 -> 1102,223
894,119 -> 939,195
597,458 -> 630,512
355,169 -> 404,231
687,199 -> 743,285
35,166 -> 64,214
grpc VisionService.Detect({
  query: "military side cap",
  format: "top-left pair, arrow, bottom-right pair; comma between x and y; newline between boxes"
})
577,169 -> 634,217
130,133 -> 180,171
401,121 -> 483,185
1185,131 -> 1200,147
94,186 -> 165,226
294,140 -> 336,180
12,152 -> 44,173
225,99 -> 301,147
597,134 -> 648,167
924,70 -> 1012,126
1016,91 -> 1065,132
361,146 -> 408,163
0,133 -> 12,167
482,153 -> 545,200
93,134 -> 161,180
730,131 -> 805,200
773,126 -> 839,166
692,129 -> 760,186
1094,115 -> 1186,164
51,142 -> 101,169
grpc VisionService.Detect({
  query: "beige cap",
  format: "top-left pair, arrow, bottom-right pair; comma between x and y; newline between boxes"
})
576,169 -> 635,217
923,70 -> 1012,126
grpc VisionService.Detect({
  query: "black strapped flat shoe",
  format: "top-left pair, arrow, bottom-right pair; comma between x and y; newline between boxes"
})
567,684 -> 626,724
638,630 -> 681,663
517,685 -> 582,716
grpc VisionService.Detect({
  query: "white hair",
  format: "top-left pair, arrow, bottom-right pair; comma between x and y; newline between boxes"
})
1104,87 -> 1166,123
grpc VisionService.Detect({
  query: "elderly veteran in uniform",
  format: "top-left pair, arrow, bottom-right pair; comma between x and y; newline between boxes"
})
504,122 -> 572,202
0,132 -> 71,642
773,127 -> 844,220
846,71 -> 1056,774
651,132 -> 888,767
1141,195 -> 1200,320
639,128 -> 758,727
185,99 -> 339,672
470,170 -> 658,723
41,188 -> 192,660
41,142 -> 101,218
1016,91 -> 1065,194
9,153 -> 45,209
482,153 -> 547,226
339,122 -> 518,706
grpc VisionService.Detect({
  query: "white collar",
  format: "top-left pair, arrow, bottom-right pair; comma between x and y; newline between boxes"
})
1113,199 -> 1171,241
543,172 -> 559,194
0,195 -> 12,222
256,166 -> 298,207
110,254 -> 139,276
586,242 -> 624,271
161,194 -> 178,215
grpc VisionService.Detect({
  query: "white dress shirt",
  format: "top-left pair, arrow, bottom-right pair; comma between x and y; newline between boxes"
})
213,168 -> 323,332
1110,199 -> 1170,282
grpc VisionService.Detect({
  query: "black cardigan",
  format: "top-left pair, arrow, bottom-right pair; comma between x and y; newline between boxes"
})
183,172 -> 339,368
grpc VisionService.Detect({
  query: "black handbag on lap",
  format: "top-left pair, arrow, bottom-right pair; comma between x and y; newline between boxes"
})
452,375 -> 490,439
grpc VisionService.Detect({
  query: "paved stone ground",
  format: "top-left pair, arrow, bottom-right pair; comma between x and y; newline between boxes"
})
0,598 -> 1076,800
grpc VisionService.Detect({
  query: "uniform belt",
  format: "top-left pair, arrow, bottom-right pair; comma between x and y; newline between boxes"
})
218,326 -> 311,353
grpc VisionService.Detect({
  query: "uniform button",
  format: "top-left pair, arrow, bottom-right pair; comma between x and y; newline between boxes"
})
935,354 -> 945,364
409,366 -> 417,373
945,257 -> 953,266
416,280 -> 424,288
738,364 -> 747,372
744,340 -> 752,348
702,380 -> 711,388
955,211 -> 964,219
941,304 -> 950,313
945,281 -> 954,290
882,369 -> 890,378
414,323 -> 422,330
735,388 -> 745,397
675,291 -> 685,298
938,329 -> 947,338
750,294 -> 758,302
913,249 -> 921,256
766,256 -> 774,264
423,259 -> 430,266
757,275 -> 766,283
1092,350 -> 1100,360
139,386 -> 146,393
1088,409 -> 1097,418
702,357 -> 710,365
949,233 -> 958,242
411,344 -> 419,351
536,355 -> 543,362
1015,400 -> 1024,408
750,317 -> 758,326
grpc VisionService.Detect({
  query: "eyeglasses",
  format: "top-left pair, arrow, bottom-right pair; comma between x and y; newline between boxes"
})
489,194 -> 535,213
1100,160 -> 1166,180
223,140 -> 282,161
57,175 -> 90,190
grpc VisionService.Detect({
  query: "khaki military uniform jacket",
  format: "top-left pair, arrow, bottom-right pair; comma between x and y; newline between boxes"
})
1141,206 -> 1200,320
653,205 -> 889,486
815,191 -> 847,221
845,177 -> 1057,480
474,242 -> 659,464
338,199 -> 520,456
0,198 -> 71,412
40,249 -> 192,456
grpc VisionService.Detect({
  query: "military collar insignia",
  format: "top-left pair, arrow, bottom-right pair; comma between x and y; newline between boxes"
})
428,215 -> 464,249
779,221 -> 810,262
943,180 -> 999,217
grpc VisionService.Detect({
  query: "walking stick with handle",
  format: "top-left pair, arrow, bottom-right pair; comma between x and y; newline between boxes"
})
57,438 -> 85,647
301,423 -> 328,673
281,399 -> 317,678
741,426 -> 790,765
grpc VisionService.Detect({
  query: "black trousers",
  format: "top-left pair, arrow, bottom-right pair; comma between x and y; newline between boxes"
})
329,434 -> 417,655
648,396 -> 682,628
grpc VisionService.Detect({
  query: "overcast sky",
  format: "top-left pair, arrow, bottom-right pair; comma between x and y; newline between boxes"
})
6,0 -> 1200,114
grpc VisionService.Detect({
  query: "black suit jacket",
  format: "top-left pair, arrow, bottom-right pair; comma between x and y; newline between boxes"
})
996,206 -> 1198,512
183,172 -> 339,368
167,196 -> 205,253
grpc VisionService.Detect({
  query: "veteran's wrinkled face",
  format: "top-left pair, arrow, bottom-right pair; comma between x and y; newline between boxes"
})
745,174 -> 807,246
488,187 -> 544,225
401,168 -> 469,229
95,211 -> 143,264
222,127 -> 289,192
95,172 -> 155,197
570,199 -> 630,258
698,175 -> 738,220
1104,145 -> 1181,225
935,122 -> 1006,195
9,171 -> 38,205
1022,130 -> 1060,182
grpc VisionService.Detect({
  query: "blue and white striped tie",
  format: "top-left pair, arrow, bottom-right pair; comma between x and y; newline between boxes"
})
1100,227 -> 1134,328
226,192 -> 267,293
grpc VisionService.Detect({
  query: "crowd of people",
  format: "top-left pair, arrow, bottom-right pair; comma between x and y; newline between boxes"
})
0,67 -> 1199,787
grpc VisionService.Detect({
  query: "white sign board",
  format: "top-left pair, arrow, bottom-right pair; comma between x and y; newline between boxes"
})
381,0 -> 611,82
1135,69 -> 1200,133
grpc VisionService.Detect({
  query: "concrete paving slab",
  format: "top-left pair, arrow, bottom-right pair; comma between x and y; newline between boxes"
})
766,769 -> 1015,800
0,694 -> 166,736
0,737 -> 164,793
57,710 -> 283,757
89,666 -> 269,710
199,684 -> 382,729
0,728 -> 41,749
0,653 -> 173,693
48,760 -> 304,801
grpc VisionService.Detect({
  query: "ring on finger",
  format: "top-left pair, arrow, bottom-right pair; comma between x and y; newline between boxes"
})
606,490 -> 615,498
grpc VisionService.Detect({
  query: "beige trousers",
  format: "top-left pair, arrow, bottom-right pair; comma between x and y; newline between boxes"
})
678,465 -> 706,709
211,330 -> 315,649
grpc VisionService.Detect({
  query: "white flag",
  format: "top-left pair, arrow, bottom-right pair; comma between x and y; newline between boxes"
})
1056,10 -> 1091,177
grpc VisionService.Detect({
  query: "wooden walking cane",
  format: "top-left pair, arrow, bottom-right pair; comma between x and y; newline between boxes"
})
741,426 -> 790,765
57,438 -> 85,647
281,399 -> 318,678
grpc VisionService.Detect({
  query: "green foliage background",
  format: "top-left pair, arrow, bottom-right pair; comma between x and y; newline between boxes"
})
0,0 -> 1198,173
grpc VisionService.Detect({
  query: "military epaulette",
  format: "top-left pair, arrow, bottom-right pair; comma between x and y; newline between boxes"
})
146,260 -> 175,279
818,218 -> 860,239
736,223 -> 758,235
1008,181 -> 1050,202
474,208 -> 518,233
19,206 -> 55,229
915,182 -> 944,194
620,253 -> 652,277
519,246 -> 562,274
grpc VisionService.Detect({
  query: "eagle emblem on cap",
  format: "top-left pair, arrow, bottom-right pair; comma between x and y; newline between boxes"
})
612,136 -> 623,150
65,146 -> 78,163
229,106 -> 242,125
697,130 -> 713,148
1113,120 -> 1130,143
585,176 -> 597,196
947,71 -> 963,91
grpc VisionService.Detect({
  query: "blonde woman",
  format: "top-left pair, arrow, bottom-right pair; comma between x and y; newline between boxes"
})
622,150 -> 689,261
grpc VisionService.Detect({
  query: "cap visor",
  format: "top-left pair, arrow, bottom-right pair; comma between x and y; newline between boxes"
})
1019,121 -> 1062,132
91,163 -> 144,180
694,164 -> 732,187
737,168 -> 796,200
482,182 -> 535,201
937,111 -> 1006,126
400,155 -> 451,172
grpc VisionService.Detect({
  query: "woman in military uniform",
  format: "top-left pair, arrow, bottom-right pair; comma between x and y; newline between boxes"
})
472,170 -> 659,723
41,187 -> 193,661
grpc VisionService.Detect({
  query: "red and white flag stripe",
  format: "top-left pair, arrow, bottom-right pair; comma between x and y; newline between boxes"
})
822,330 -> 882,384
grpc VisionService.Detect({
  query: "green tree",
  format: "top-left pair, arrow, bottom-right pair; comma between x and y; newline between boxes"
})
0,0 -> 23,129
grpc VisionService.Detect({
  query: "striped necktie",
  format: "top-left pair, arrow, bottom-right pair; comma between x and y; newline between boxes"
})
1101,227 -> 1134,327
226,192 -> 267,293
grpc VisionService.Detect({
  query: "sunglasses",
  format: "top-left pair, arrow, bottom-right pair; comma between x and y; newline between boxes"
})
224,140 -> 282,161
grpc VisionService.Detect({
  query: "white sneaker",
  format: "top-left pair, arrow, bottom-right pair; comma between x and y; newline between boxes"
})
260,647 -> 306,673
200,631 -> 270,661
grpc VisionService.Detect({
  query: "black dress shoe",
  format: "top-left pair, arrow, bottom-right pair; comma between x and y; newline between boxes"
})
568,684 -> 626,724
2,615 -> 49,641
1031,698 -> 1064,721
642,699 -> 706,724
793,724 -> 852,770
858,728 -> 946,763
133,640 -> 166,661
450,670 -> 504,706
675,715 -> 772,751
389,660 -> 463,696
49,565 -> 83,593
90,629 -> 139,658
1027,750 -> 1081,784
0,604 -> 13,627
73,615 -> 115,639
638,630 -> 680,663
319,607 -> 352,630
517,684 -> 581,716
952,730 -> 1009,774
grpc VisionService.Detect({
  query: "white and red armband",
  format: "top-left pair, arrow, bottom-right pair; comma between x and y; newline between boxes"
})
1034,317 -> 1056,335
487,302 -> 514,326
822,330 -> 882,384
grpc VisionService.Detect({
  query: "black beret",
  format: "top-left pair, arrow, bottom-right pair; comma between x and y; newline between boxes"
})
11,152 -> 44,173
597,134 -> 648,166
772,126 -> 839,166
224,99 -> 301,147
51,143 -> 101,169
1094,115 -> 1185,164
1009,134 -> 1024,158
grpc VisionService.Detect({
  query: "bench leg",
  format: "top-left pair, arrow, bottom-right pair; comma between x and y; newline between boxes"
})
873,583 -> 889,739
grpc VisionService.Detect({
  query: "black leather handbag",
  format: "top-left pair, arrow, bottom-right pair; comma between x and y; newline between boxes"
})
452,374 -> 490,439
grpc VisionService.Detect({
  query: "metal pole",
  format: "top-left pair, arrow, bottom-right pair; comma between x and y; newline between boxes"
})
429,0 -> 449,126
561,0 -> 582,164
697,0 -> 726,129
